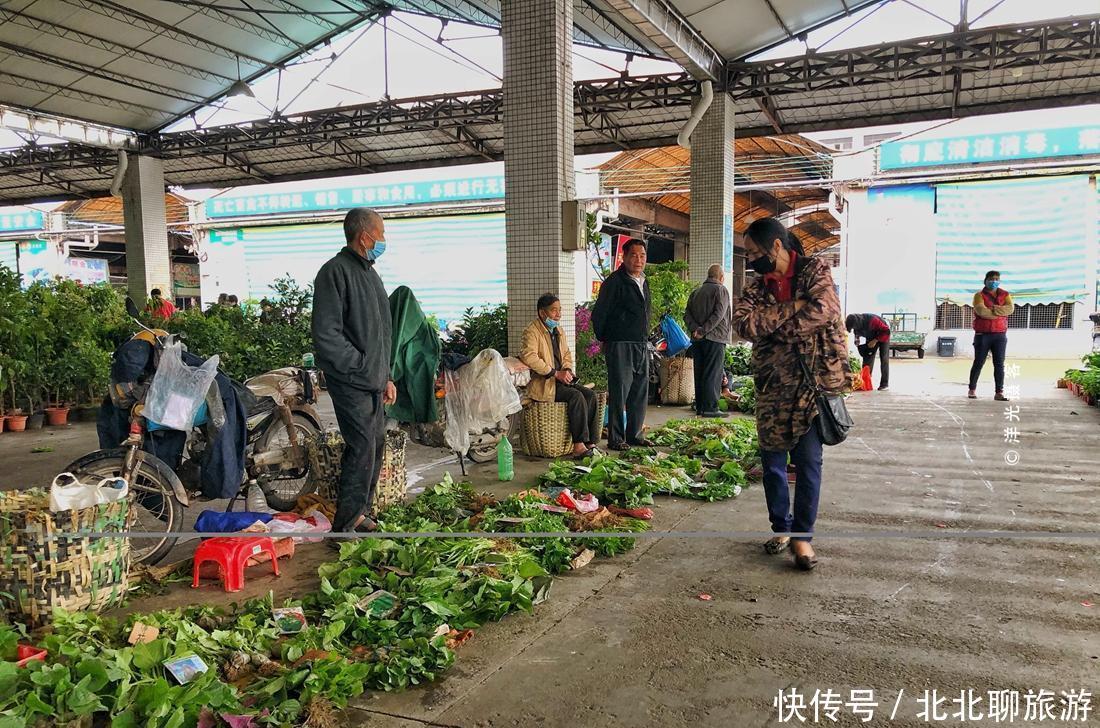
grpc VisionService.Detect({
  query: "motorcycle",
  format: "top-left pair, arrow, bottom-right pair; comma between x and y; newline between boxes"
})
65,311 -> 321,565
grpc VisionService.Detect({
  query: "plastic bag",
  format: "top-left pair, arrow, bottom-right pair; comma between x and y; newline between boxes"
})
443,349 -> 522,455
49,472 -> 128,512
267,512 -> 332,543
144,342 -> 220,431
660,314 -> 691,357
860,365 -> 873,392
556,488 -> 599,513
194,510 -> 274,532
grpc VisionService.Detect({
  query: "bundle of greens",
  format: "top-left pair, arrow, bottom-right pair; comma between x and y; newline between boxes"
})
646,418 -> 758,463
540,456 -> 665,508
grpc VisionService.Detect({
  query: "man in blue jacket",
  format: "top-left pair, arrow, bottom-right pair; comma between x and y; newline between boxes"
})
312,208 -> 397,538
592,238 -> 652,450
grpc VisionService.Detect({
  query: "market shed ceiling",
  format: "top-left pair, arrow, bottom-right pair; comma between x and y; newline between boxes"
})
0,0 -> 387,131
0,4 -> 1097,204
0,0 -> 877,133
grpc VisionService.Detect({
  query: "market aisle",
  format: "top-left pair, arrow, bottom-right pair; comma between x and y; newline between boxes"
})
354,377 -> 1100,727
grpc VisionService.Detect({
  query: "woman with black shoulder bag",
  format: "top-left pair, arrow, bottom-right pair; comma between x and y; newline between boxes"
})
731,218 -> 851,571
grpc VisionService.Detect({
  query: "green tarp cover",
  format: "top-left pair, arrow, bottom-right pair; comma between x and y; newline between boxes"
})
387,286 -> 441,424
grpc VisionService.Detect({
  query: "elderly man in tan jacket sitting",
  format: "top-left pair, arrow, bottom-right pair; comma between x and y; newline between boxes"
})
521,293 -> 599,459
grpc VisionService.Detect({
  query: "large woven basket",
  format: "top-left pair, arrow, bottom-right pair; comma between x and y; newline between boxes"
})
659,356 -> 695,405
307,429 -> 408,516
0,489 -> 130,627
522,401 -> 573,458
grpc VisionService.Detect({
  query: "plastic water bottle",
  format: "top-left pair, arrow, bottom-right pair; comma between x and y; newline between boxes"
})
246,483 -> 272,513
497,435 -> 514,482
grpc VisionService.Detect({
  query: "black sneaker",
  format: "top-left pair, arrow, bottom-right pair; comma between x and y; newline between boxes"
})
878,385 -> 889,391
628,438 -> 653,448
606,441 -> 628,451
700,411 -> 730,419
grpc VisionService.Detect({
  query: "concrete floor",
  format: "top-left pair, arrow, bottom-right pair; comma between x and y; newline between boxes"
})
3,355 -> 1098,726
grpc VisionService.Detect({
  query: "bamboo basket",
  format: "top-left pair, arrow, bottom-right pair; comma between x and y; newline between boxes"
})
659,356 -> 695,405
306,429 -> 409,516
0,489 -> 130,627
521,402 -> 573,458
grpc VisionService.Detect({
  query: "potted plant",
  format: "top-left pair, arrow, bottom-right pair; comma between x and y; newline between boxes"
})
0,266 -> 29,431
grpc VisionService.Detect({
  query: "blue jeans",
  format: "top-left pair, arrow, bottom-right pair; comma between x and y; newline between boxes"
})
760,419 -> 823,542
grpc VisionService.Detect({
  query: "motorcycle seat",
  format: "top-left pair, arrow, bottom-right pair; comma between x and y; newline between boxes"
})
232,381 -> 277,418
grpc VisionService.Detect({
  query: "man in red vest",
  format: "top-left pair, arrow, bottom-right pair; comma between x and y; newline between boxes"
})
969,270 -> 1014,401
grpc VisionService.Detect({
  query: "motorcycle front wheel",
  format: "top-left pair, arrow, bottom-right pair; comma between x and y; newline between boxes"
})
65,448 -> 185,566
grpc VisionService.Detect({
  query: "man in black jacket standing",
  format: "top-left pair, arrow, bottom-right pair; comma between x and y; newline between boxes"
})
312,208 -> 396,537
593,238 -> 652,450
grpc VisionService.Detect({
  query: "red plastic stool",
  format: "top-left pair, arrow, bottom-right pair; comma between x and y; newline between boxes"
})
192,536 -> 280,592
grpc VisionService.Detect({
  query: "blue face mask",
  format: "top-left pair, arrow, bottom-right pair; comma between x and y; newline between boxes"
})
544,318 -> 559,330
366,240 -> 386,261
986,280 -> 1000,290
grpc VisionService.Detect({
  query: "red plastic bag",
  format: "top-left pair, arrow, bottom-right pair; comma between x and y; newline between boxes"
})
860,366 -> 873,392
556,488 -> 599,513
608,505 -> 654,520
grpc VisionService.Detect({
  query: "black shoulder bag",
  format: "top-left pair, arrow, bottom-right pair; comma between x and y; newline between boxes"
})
796,347 -> 854,446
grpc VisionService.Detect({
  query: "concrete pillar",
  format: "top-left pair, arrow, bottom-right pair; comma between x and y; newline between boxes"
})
502,0 -> 576,355
688,92 -> 736,295
120,155 -> 171,304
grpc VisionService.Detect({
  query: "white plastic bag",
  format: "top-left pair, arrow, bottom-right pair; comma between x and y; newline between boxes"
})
266,512 -> 332,543
49,472 -> 129,512
144,342 -> 219,431
444,349 -> 522,455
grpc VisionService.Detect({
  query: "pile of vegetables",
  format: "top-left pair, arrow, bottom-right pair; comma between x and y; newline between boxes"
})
726,343 -> 752,376
733,379 -> 756,413
0,478 -> 649,727
541,419 -> 758,507
1,420 -> 759,727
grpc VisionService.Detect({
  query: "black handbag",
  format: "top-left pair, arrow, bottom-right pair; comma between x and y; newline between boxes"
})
796,347 -> 854,446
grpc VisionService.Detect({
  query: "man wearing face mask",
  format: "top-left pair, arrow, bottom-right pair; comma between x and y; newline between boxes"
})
312,208 -> 397,541
969,270 -> 1014,401
521,294 -> 598,459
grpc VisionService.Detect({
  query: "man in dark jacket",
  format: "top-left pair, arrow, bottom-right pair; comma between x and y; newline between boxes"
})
312,208 -> 396,536
845,313 -> 892,391
592,238 -> 652,449
685,264 -> 732,418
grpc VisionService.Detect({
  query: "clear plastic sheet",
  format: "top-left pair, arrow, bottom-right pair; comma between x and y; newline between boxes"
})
443,349 -> 522,455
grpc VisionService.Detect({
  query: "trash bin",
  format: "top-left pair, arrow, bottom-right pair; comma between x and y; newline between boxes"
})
937,336 -> 956,357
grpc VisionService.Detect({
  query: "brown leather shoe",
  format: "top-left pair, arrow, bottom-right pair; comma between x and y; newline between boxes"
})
994,392 -> 1010,401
